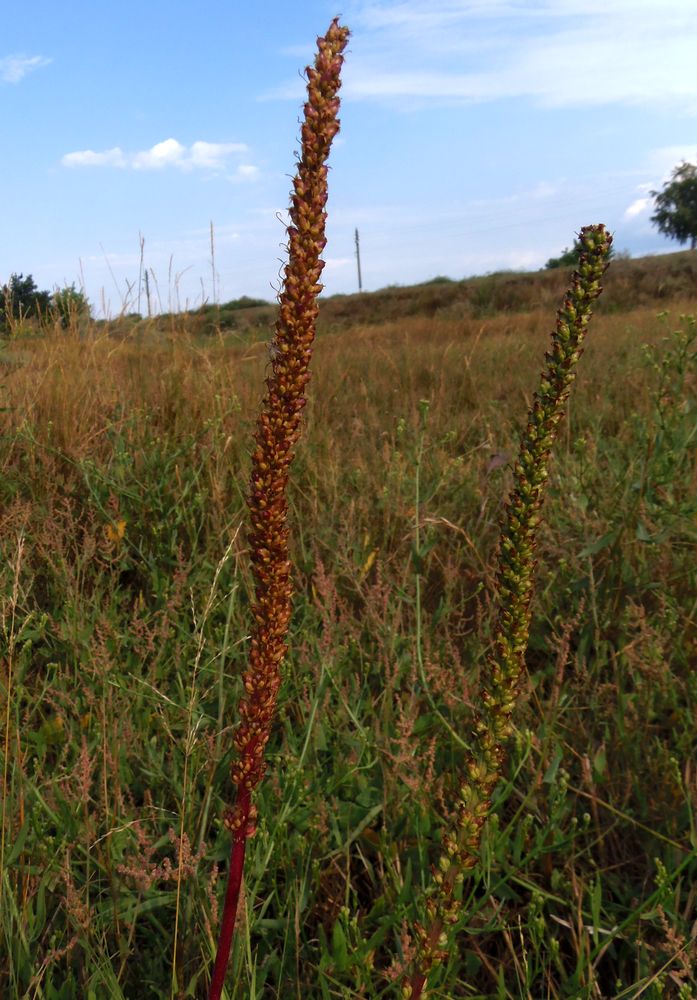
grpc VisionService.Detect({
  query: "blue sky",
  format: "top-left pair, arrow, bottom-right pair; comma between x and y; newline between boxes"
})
2,0 -> 696,316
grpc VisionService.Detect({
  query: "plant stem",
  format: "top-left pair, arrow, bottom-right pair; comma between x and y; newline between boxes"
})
207,788 -> 250,1000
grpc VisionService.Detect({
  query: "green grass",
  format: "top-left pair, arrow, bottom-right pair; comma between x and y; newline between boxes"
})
0,286 -> 696,997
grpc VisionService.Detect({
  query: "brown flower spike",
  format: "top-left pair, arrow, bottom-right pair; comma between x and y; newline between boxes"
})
404,225 -> 613,999
207,19 -> 349,1000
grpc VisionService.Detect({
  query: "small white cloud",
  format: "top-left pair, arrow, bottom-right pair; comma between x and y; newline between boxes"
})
132,138 -> 186,170
0,54 -> 51,84
61,147 -> 127,168
61,138 -> 250,173
624,197 -> 651,220
190,140 -> 248,169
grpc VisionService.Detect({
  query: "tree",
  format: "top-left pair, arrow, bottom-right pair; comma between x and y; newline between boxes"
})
51,284 -> 91,329
0,273 -> 51,331
650,161 -> 697,250
545,243 -> 582,269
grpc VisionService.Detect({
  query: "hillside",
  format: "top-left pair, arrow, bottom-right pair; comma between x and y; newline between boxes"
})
155,247 -> 697,339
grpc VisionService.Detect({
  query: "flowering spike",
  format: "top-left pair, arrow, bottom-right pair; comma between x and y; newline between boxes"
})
405,225 -> 613,998
206,19 -> 350,1000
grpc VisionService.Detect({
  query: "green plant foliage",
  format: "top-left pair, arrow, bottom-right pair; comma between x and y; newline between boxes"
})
544,243 -> 582,270
1,297 -> 696,999
219,295 -> 270,311
545,238 -> 616,271
651,161 -> 697,251
51,284 -> 91,329
0,273 -> 51,332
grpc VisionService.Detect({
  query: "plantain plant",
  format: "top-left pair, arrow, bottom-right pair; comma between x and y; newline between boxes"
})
203,14 -> 614,997
206,19 -> 350,1000
403,224 -> 613,999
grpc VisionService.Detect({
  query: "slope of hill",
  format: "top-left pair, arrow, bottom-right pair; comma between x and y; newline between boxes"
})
159,248 -> 697,338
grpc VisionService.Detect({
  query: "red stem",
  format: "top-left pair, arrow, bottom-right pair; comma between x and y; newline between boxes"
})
409,973 -> 427,999
207,789 -> 251,1000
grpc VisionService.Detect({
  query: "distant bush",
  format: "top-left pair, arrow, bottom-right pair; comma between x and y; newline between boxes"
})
0,273 -> 51,332
219,295 -> 270,311
545,242 -> 582,270
545,238 -> 616,270
51,284 -> 91,329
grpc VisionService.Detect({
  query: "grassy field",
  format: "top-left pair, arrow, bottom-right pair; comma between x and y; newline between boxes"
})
1,258 -> 696,998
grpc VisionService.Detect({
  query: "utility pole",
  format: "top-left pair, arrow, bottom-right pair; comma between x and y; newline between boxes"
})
210,220 -> 218,304
144,268 -> 152,318
137,233 -> 145,316
354,227 -> 363,292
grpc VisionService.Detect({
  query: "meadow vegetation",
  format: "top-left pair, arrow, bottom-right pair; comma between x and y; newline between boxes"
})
89,246 -> 697,339
2,31 -> 697,993
1,236 -> 695,996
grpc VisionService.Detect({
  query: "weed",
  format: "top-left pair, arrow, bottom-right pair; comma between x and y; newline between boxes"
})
206,19 -> 350,1000
404,225 -> 613,999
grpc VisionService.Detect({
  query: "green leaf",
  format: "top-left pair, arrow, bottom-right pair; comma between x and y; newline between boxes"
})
635,520 -> 653,542
365,919 -> 391,953
6,816 -> 32,866
313,720 -> 327,752
579,528 -> 620,557
543,748 -> 563,785
590,878 -> 602,937
332,920 -> 349,973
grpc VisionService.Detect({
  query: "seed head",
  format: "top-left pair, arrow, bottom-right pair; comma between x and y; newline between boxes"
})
404,225 -> 613,999
229,17 -> 349,809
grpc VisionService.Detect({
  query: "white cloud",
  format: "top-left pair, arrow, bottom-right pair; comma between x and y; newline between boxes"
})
624,197 -> 650,220
0,54 -> 51,84
61,138 -> 252,174
62,147 -> 127,168
132,138 -> 186,169
190,140 -> 247,169
318,1 -> 697,110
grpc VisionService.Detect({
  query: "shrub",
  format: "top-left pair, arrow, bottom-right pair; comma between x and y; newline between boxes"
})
0,273 -> 51,333
51,284 -> 91,330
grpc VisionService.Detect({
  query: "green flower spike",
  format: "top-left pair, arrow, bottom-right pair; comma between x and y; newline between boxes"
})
404,224 -> 613,999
